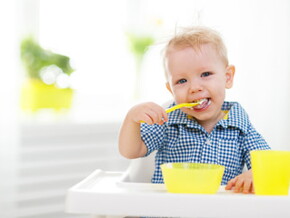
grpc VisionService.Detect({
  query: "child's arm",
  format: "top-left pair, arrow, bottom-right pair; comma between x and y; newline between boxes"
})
225,169 -> 254,194
118,102 -> 168,159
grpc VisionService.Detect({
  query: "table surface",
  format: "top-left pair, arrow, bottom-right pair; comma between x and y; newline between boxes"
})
65,169 -> 290,218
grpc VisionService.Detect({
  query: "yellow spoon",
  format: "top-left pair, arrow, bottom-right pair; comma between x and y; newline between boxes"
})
140,100 -> 204,123
165,102 -> 199,113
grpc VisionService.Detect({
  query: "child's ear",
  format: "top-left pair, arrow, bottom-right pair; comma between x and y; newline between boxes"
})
166,82 -> 173,93
225,65 -> 235,89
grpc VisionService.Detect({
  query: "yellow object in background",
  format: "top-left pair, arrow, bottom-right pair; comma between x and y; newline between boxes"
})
21,79 -> 73,112
251,150 -> 290,196
161,162 -> 225,194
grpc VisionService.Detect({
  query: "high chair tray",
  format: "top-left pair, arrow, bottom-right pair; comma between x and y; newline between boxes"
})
65,169 -> 290,218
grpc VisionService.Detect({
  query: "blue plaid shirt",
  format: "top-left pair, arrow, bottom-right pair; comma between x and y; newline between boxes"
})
141,101 -> 270,185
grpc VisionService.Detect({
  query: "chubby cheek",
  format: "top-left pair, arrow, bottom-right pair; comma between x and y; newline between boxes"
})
171,88 -> 187,104
212,87 -> 226,104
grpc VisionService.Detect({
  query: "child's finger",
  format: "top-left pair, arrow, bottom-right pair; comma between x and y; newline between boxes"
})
242,180 -> 252,194
142,111 -> 164,125
146,106 -> 162,122
157,118 -> 166,125
225,182 -> 232,190
145,108 -> 161,124
147,107 -> 167,125
250,183 -> 255,193
225,177 -> 237,190
155,107 -> 168,123
155,111 -> 166,124
161,109 -> 168,122
233,179 -> 244,193
158,112 -> 168,125
142,110 -> 160,124
148,111 -> 159,124
140,114 -> 154,125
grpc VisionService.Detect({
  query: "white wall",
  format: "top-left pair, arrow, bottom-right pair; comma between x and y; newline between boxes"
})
0,0 -> 20,217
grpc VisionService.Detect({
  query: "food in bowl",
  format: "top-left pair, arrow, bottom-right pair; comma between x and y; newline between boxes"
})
161,162 -> 225,194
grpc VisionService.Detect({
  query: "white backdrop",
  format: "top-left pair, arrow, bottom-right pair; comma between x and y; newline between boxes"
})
0,0 -> 20,217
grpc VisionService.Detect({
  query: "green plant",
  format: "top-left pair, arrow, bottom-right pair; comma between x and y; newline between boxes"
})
126,32 -> 154,99
20,37 -> 74,80
127,32 -> 155,64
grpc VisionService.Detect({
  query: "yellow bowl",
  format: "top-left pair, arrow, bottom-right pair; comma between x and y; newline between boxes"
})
161,162 -> 225,194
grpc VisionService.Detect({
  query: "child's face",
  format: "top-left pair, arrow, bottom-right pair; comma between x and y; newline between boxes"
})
165,44 -> 235,126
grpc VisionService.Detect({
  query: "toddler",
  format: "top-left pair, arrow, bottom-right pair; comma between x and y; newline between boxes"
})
118,26 -> 270,194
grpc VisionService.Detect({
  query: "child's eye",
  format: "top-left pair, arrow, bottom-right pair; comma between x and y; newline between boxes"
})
201,72 -> 212,77
177,79 -> 187,84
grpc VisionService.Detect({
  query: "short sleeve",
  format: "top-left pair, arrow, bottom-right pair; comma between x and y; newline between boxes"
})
140,123 -> 166,157
243,123 -> 271,169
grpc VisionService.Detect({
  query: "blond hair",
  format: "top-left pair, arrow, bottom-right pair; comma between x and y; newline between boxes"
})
163,26 -> 228,80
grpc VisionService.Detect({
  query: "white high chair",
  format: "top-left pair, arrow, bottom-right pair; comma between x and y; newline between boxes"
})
91,152 -> 157,218
120,151 -> 157,184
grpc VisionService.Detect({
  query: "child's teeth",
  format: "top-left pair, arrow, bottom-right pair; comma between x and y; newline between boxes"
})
193,98 -> 210,109
195,99 -> 206,104
185,99 -> 208,110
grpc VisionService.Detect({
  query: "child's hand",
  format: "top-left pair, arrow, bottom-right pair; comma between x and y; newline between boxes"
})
225,169 -> 254,194
128,102 -> 168,125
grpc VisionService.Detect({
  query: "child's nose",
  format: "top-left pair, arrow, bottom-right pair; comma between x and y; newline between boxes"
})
189,80 -> 203,93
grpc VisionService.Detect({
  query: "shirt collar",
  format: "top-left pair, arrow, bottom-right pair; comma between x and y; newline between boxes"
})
218,101 -> 249,133
166,101 -> 249,133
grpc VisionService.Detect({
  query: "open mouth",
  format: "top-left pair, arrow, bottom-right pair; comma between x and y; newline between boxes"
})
192,98 -> 211,110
